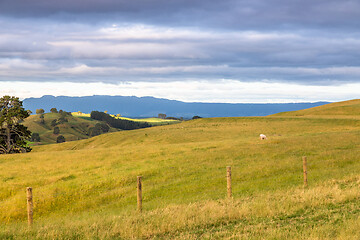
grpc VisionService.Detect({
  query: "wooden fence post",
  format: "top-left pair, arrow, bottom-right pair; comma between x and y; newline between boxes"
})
26,187 -> 33,226
137,176 -> 142,212
303,156 -> 308,188
227,166 -> 232,198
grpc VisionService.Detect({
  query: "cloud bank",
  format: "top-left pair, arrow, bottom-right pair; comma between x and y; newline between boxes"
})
1,80 -> 359,103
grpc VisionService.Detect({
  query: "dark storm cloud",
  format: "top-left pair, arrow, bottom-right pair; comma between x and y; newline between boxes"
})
1,0 -> 360,30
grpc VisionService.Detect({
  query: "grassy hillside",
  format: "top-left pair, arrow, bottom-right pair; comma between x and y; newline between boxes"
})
273,99 -> 360,118
22,112 -> 118,144
1,100 -> 360,239
72,112 -> 182,126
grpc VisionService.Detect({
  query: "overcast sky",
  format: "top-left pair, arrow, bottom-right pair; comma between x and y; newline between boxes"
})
0,0 -> 359,102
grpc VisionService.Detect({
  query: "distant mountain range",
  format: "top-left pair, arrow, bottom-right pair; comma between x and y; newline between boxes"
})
23,95 -> 330,118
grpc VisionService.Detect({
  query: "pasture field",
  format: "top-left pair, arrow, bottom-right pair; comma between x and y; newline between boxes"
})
1,100 -> 360,239
72,112 -> 181,126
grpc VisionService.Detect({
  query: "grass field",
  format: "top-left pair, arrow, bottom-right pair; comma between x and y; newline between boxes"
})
1,99 -> 360,239
72,112 -> 181,126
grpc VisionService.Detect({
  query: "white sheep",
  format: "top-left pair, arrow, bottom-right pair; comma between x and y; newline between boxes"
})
260,134 -> 267,140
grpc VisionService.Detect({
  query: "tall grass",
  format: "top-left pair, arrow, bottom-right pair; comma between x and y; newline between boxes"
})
1,176 -> 360,239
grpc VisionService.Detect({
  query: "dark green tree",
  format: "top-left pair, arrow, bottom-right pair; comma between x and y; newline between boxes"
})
56,135 -> 65,143
0,96 -> 32,154
31,133 -> 40,142
90,111 -> 150,130
50,108 -> 58,113
88,123 -> 110,137
51,119 -> 58,127
88,126 -> 101,137
158,113 -> 166,119
39,114 -> 45,124
53,126 -> 60,134
96,123 -> 110,133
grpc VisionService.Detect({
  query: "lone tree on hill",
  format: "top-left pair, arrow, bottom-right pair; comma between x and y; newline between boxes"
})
0,96 -> 32,154
36,108 -> 45,114
158,113 -> 166,119
50,108 -> 58,113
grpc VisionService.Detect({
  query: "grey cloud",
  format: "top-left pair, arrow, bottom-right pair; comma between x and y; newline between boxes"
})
1,1 -> 360,86
1,21 -> 360,85
1,0 -> 360,30
2,23 -> 360,67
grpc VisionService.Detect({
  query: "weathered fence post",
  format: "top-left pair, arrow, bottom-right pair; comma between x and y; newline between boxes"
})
227,166 -> 232,198
137,176 -> 142,212
26,187 -> 33,226
303,156 -> 308,188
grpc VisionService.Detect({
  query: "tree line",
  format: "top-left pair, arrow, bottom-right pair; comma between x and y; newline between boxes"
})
90,111 -> 150,130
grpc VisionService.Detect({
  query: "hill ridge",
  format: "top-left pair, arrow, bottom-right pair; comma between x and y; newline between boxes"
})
23,95 -> 330,118
272,99 -> 360,117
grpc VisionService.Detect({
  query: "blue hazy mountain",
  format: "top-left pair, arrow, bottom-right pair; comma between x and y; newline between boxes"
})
23,95 -> 329,118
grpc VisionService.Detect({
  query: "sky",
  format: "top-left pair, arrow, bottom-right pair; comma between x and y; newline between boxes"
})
0,0 -> 359,103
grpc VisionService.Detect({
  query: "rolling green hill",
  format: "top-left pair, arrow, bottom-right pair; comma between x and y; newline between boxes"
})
272,99 -> 360,118
72,112 -> 182,126
23,112 -> 180,145
1,100 -> 360,239
22,112 -> 118,144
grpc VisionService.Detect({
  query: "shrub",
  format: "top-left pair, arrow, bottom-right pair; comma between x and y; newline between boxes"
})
56,135 -> 65,143
39,114 -> 45,124
96,123 -> 110,133
58,117 -> 68,124
51,119 -> 58,127
31,133 -> 40,142
88,122 -> 110,137
53,126 -> 60,135
166,117 -> 180,120
88,127 -> 101,137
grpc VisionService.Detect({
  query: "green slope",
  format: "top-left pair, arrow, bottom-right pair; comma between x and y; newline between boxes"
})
23,113 -> 118,144
1,100 -> 360,239
272,99 -> 360,118
72,112 -> 182,126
